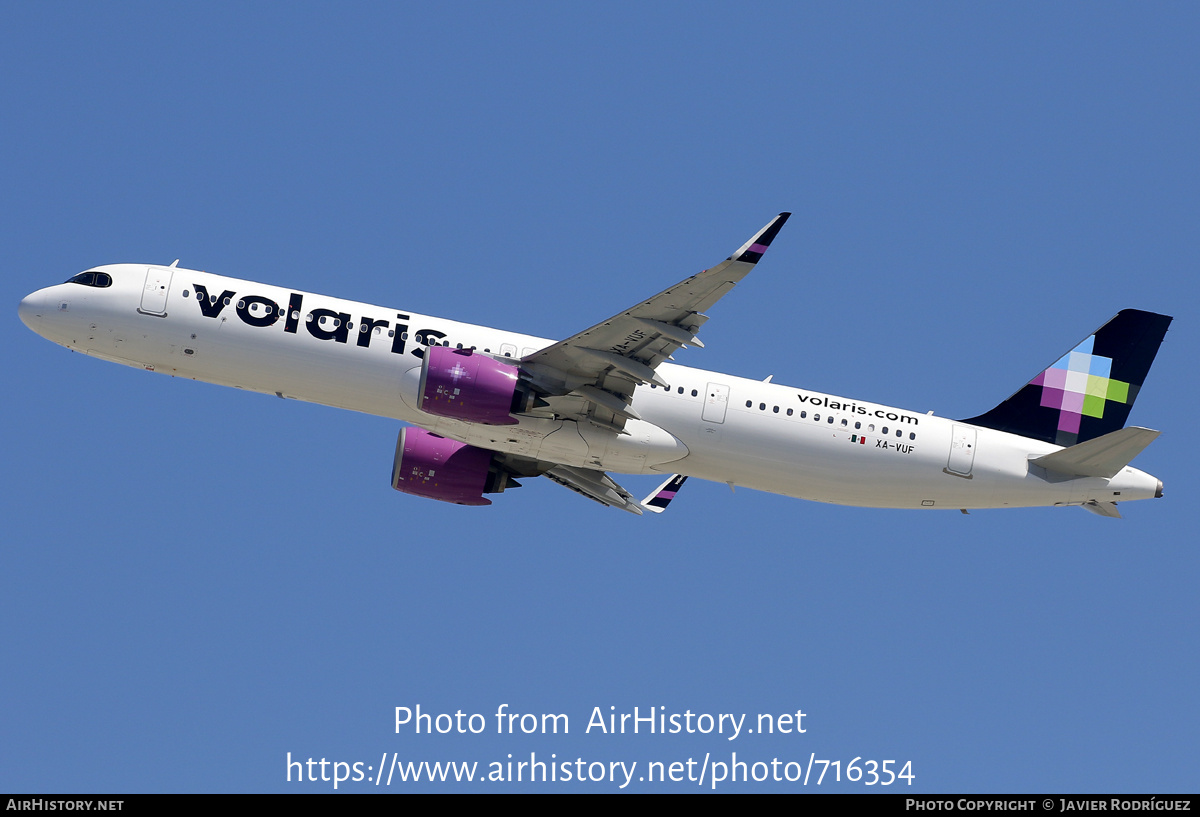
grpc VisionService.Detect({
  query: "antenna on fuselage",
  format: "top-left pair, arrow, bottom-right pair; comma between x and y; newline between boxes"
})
169,259 -> 180,268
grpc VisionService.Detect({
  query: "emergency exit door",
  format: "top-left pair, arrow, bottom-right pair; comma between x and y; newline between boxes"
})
702,383 -> 730,423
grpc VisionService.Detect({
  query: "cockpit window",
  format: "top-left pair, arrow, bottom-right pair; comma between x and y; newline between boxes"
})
65,271 -> 112,288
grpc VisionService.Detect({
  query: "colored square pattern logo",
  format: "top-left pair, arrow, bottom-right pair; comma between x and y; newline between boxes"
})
1030,336 -> 1130,433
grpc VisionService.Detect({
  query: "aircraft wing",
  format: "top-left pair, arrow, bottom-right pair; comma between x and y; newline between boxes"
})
520,213 -> 791,432
542,469 -> 689,515
488,452 -> 650,515
544,465 -> 645,515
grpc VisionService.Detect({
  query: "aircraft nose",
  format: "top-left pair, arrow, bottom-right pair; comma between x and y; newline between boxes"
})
18,290 -> 46,330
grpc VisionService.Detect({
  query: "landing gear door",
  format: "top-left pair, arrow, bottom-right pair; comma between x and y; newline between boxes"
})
946,424 -> 977,477
702,382 -> 730,424
139,267 -> 173,316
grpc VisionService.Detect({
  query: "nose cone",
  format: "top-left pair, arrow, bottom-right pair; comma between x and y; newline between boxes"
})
18,289 -> 46,331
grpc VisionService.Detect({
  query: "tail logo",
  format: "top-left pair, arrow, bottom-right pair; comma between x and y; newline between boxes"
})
1030,335 -> 1131,436
962,308 -> 1170,447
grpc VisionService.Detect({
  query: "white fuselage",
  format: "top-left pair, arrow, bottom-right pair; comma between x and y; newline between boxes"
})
19,264 -> 1162,510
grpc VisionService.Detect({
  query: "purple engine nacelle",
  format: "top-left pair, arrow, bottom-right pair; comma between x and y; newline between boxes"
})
418,346 -> 521,425
391,427 -> 516,506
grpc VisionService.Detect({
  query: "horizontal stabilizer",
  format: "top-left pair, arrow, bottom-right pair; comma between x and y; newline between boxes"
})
1032,426 -> 1160,479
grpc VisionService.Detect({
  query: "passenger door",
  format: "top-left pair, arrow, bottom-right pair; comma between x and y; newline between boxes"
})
138,267 -> 173,316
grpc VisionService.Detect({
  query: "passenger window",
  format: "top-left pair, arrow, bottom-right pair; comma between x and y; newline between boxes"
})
827,416 -> 834,424
882,426 -> 888,434
745,400 -> 752,407
759,403 -> 766,410
896,429 -> 902,438
841,419 -> 848,426
691,389 -> 698,397
909,432 -> 916,440
814,414 -> 820,421
787,408 -> 793,416
772,406 -> 779,413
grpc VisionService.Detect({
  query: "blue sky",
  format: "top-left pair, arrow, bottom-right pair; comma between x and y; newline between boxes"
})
3,3 -> 1197,793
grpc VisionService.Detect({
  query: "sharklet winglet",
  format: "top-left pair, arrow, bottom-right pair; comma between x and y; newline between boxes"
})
642,474 -> 688,513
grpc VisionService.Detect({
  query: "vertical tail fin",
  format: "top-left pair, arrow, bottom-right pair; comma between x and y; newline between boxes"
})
962,309 -> 1172,446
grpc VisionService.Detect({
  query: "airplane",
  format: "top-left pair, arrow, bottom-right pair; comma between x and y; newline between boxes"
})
18,214 -> 1172,518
